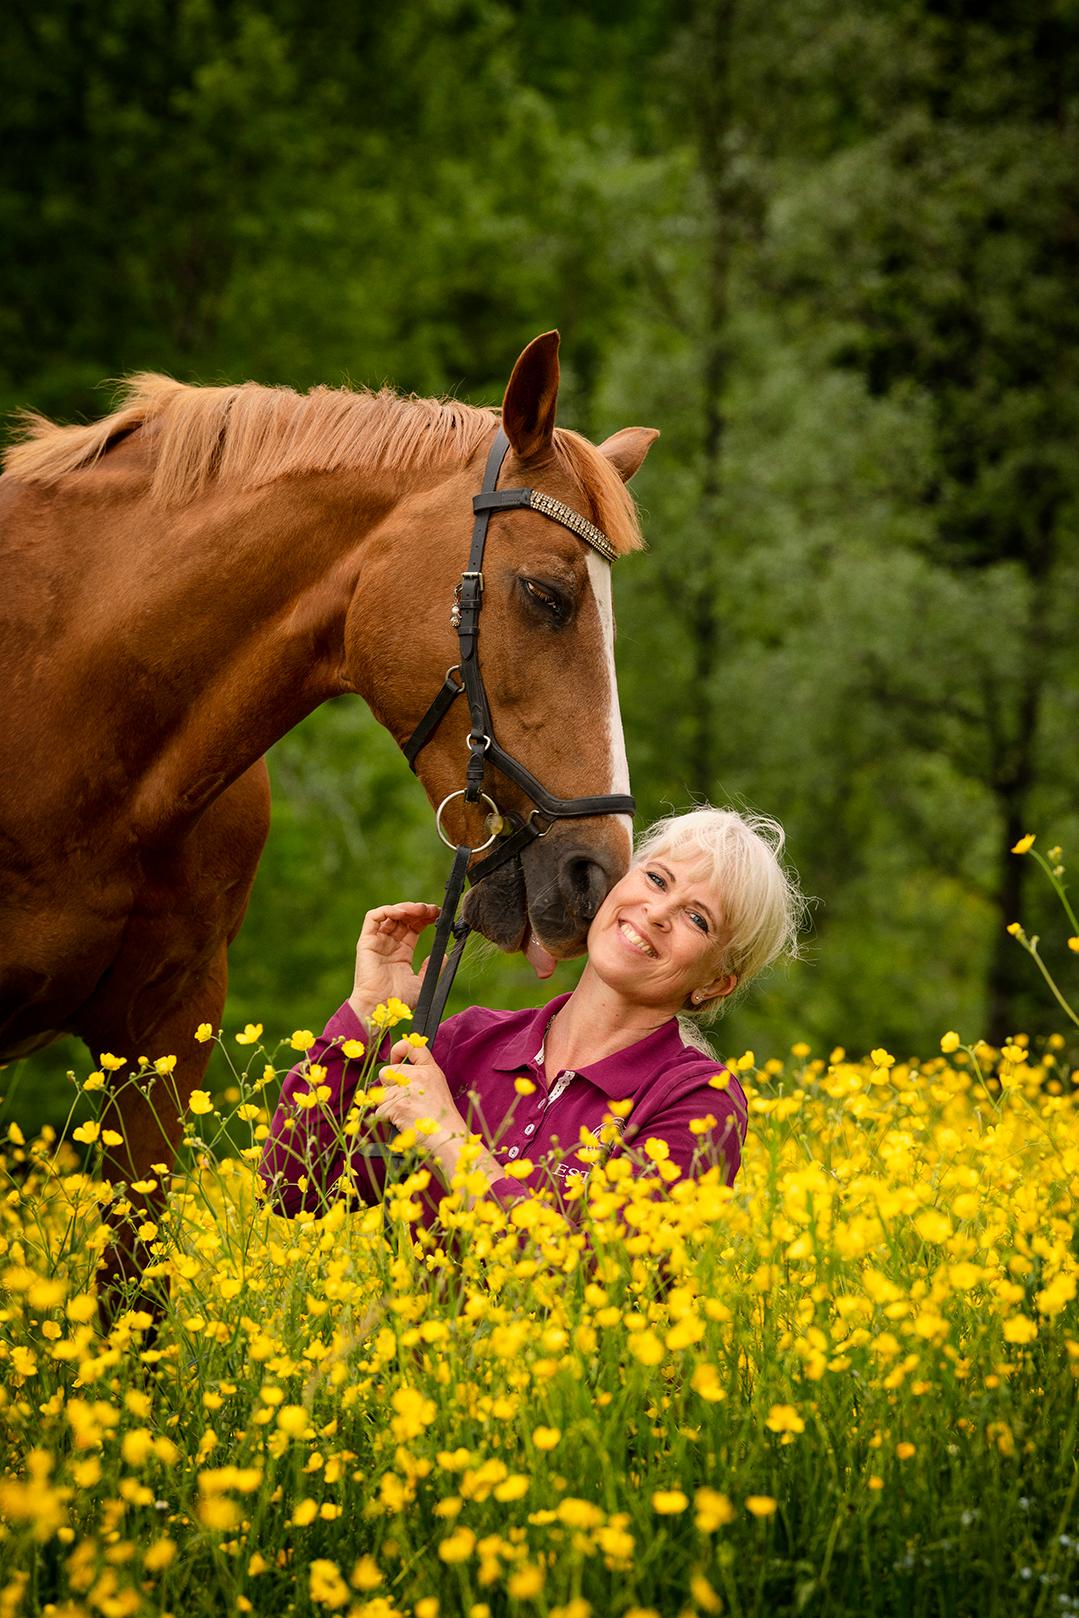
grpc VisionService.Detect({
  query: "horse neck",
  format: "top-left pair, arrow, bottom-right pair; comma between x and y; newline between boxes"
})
101,464 -> 437,840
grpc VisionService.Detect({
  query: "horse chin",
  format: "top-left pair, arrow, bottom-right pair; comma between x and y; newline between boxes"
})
462,861 -> 588,972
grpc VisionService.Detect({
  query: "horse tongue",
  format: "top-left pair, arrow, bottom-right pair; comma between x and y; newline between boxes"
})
525,929 -> 557,980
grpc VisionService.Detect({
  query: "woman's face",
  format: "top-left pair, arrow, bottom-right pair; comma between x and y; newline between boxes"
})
585,851 -> 736,1014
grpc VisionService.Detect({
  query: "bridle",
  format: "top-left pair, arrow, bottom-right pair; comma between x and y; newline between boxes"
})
403,426 -> 635,1040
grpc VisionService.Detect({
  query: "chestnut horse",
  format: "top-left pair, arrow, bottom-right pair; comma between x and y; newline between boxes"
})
0,331 -> 657,1298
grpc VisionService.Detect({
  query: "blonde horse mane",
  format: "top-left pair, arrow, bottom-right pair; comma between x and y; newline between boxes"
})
5,376 -> 644,555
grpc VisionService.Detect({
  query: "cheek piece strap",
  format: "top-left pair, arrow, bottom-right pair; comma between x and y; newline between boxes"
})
401,426 -> 635,1041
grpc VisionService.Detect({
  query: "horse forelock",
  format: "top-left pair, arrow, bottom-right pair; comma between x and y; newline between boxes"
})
3,376 -> 645,556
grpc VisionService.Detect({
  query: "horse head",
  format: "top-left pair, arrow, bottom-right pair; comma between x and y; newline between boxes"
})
349,332 -> 658,974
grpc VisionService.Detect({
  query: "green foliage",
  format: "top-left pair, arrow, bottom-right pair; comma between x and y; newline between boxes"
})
2,0 -> 1078,1123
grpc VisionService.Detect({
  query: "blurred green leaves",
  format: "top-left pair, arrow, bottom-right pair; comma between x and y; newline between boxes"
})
2,0 -> 1077,1128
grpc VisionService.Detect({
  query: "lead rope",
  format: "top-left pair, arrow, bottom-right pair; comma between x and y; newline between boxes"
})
413,844 -> 472,1043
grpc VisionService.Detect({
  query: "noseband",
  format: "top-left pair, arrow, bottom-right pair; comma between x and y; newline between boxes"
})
403,426 -> 635,1039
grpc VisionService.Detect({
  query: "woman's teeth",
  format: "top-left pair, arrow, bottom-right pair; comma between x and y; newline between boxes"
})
619,920 -> 657,958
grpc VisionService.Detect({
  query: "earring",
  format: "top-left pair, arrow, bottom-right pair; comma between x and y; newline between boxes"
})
691,990 -> 704,1006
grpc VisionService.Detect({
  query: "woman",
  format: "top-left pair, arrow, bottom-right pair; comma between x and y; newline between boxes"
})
259,806 -> 804,1223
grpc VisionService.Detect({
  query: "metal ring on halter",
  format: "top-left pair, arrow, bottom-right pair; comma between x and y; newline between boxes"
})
528,808 -> 553,837
435,790 -> 503,853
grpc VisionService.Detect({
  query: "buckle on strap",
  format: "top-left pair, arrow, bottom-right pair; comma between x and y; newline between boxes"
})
435,789 -> 503,853
450,572 -> 483,633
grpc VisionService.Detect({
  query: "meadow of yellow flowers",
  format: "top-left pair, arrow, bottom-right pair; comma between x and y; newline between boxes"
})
1,1007 -> 1076,1618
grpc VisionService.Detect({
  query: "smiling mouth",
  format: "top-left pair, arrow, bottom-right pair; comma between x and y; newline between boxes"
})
618,919 -> 658,958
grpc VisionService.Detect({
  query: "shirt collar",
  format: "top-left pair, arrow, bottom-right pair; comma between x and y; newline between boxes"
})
492,994 -> 692,1100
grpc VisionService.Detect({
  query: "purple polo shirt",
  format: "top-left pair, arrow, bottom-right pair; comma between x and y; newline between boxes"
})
259,994 -> 747,1223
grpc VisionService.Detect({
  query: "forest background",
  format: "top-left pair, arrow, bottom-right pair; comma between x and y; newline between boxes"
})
2,0 -> 1076,1130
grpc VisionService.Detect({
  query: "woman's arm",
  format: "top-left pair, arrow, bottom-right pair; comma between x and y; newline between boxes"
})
259,901 -> 442,1216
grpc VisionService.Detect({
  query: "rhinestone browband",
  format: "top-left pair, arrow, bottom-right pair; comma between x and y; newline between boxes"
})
527,490 -> 618,565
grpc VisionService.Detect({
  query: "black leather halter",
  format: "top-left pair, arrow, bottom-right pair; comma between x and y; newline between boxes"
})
404,426 -> 635,1040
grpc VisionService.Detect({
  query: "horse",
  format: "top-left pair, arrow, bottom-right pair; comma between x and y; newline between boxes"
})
0,330 -> 657,1303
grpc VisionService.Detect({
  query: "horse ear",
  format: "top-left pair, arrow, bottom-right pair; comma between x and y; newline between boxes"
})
596,426 -> 660,484
502,331 -> 560,459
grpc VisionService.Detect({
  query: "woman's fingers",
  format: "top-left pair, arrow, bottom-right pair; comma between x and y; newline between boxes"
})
356,903 -> 441,957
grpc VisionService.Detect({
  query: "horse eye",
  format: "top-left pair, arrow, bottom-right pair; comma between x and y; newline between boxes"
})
520,578 -> 569,620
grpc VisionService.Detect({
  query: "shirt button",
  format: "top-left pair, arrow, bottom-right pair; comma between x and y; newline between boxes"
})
506,1146 -> 519,1159
523,1124 -> 535,1136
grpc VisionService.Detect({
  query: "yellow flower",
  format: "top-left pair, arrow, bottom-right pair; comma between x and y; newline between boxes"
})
236,1023 -> 264,1045
82,1070 -> 105,1091
277,1405 -> 310,1438
102,1128 -> 124,1147
290,1029 -> 316,1051
532,1426 -> 561,1450
765,1404 -> 805,1435
690,1574 -> 723,1615
628,1330 -> 664,1366
896,1441 -> 916,1460
154,1054 -> 177,1075
99,1052 -> 127,1071
1003,1315 -> 1039,1344
870,1048 -> 895,1069
195,1023 -> 214,1043
11,1346 -> 36,1377
694,1488 -> 735,1531
370,999 -> 412,1031
791,1041 -> 811,1058
1036,1274 -> 1076,1316
188,1090 -> 214,1116
309,1558 -> 350,1609
651,1489 -> 688,1515
350,1556 -> 382,1591
1068,937 -> 1079,954
508,1566 -> 545,1599
438,1527 -> 476,1564
72,1121 -> 100,1144
939,1030 -> 960,1054
342,1038 -> 365,1059
691,1363 -> 727,1403
745,1496 -> 777,1518
143,1538 -> 177,1572
294,1085 -> 331,1111
1011,834 -> 1035,854
1006,922 -> 1024,938
391,1387 -> 437,1442
122,1428 -> 156,1467
914,1209 -> 952,1243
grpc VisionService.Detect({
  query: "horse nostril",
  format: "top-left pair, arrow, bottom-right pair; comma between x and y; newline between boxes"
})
561,854 -> 611,922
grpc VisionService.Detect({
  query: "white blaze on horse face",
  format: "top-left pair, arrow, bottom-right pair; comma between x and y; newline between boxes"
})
586,550 -> 633,857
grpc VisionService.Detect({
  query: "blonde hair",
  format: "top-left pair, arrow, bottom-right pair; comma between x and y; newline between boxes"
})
634,805 -> 806,1020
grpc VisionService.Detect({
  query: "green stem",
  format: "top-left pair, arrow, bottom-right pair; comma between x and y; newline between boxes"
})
1030,848 -> 1079,934
1021,939 -> 1079,1030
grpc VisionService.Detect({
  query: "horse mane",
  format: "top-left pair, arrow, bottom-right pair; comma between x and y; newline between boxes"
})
4,375 -> 644,556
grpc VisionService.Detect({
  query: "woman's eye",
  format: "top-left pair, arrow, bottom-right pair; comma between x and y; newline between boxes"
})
522,579 -> 566,617
688,911 -> 709,934
646,869 -> 665,889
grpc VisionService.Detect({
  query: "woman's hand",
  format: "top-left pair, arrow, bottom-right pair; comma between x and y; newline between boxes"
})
371,1042 -> 499,1189
370,1041 -> 463,1150
348,902 -> 442,1024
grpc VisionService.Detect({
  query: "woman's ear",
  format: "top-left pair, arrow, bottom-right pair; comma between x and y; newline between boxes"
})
699,971 -> 738,1006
